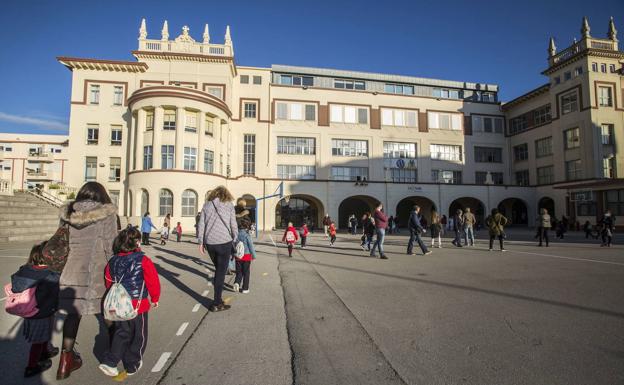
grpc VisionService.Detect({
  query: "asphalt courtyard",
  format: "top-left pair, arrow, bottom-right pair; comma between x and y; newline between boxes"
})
0,228 -> 622,385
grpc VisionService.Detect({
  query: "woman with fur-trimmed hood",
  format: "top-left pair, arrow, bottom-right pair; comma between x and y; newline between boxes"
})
56,182 -> 120,380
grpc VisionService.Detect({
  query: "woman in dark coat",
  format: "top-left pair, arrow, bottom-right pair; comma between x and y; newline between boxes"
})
56,182 -> 119,380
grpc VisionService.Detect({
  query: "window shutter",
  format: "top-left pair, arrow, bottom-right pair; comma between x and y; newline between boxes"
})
344,106 -> 356,123
428,112 -> 438,129
330,105 -> 343,122
357,108 -> 368,124
290,103 -> 303,120
382,109 -> 393,125
406,111 -> 417,128
394,110 -> 405,126
451,114 -> 462,130
276,103 -> 288,120
472,116 -> 482,132
305,105 -> 316,121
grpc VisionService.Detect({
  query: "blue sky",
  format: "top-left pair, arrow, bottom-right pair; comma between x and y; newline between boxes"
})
0,0 -> 621,135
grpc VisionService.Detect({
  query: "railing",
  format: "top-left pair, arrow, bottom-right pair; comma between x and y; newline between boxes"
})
590,40 -> 615,50
0,179 -> 13,196
138,39 -> 232,56
21,182 -> 64,207
551,37 -> 616,66
27,152 -> 55,162
26,172 -> 50,179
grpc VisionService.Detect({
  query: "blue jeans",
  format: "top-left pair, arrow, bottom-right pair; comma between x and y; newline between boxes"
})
407,229 -> 428,254
464,225 -> 475,246
371,228 -> 385,256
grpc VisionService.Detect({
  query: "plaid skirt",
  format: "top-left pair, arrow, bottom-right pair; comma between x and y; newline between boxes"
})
22,316 -> 54,344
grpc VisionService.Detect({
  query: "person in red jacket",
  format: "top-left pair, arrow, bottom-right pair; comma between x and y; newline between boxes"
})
300,223 -> 309,248
282,222 -> 299,257
329,222 -> 337,246
371,203 -> 389,259
99,226 -> 161,379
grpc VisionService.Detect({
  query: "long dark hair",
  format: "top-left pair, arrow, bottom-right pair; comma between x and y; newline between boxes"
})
68,182 -> 112,216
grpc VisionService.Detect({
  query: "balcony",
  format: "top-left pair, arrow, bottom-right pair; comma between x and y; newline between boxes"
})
550,37 -> 617,67
26,172 -> 53,181
27,152 -> 55,163
138,39 -> 232,57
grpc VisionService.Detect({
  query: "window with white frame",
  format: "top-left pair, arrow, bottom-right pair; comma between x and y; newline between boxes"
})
163,110 -> 176,130
433,88 -> 461,99
205,116 -> 214,136
533,105 -> 551,125
432,170 -> 462,184
603,157 -> 615,178
109,190 -> 120,207
537,166 -> 554,185
598,86 -> 613,107
146,111 -> 154,130
89,84 -> 100,104
244,134 -> 256,176
472,115 -> 504,133
113,86 -> 123,105
389,169 -> 417,183
278,74 -> 314,86
143,145 -> 153,169
181,189 -> 198,216
109,157 -> 121,182
515,170 -> 530,186
277,137 -> 316,155
330,105 -> 368,124
601,124 -> 614,145
564,128 -> 580,149
509,115 -> 528,134
427,111 -> 462,130
331,166 -> 369,181
430,144 -> 462,161
331,139 -> 368,157
277,165 -> 316,180
574,66 -> 583,77
206,87 -> 223,99
381,109 -> 417,127
159,189 -> 173,216
513,143 -> 529,161
161,145 -> 175,169
183,147 -> 197,171
111,126 -> 122,146
561,92 -> 578,115
333,79 -> 365,90
383,142 -> 416,160
384,84 -> 414,95
87,124 -> 99,145
185,111 -> 197,132
244,102 -> 257,118
475,147 -> 503,163
475,171 -> 504,185
535,137 -> 553,157
566,159 -> 582,180
481,92 -> 496,102
275,102 -> 316,121
85,157 -> 97,181
601,63 -> 607,73
204,150 -> 214,173
592,62 -> 598,72
609,64 -> 616,73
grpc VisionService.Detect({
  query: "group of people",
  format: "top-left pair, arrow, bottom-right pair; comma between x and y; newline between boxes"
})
141,212 -> 183,245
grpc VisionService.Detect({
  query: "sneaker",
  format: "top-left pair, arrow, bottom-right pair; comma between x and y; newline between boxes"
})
360,245 -> 366,251
127,361 -> 142,376
242,289 -> 250,294
501,249 -> 507,252
99,364 -> 119,377
233,283 -> 240,292
488,249 -> 493,252
424,251 -> 432,255
437,245 -> 442,248
380,255 -> 388,260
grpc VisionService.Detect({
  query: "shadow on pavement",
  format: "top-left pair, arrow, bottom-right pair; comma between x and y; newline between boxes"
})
153,263 -> 212,308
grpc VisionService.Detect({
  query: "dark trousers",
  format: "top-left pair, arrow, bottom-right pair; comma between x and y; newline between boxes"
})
206,242 -> 231,305
330,235 -> 336,245
141,232 -> 150,245
602,231 -> 612,246
453,230 -> 462,245
407,229 -> 428,254
489,235 -> 504,250
301,236 -> 307,247
538,227 -> 549,246
235,260 -> 251,291
103,312 -> 148,372
287,244 -> 293,256
176,233 -> 181,242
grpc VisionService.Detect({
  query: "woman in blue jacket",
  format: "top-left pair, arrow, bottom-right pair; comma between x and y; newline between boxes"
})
140,212 -> 157,245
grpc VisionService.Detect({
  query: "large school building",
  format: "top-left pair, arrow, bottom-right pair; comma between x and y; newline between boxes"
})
1,17 -> 622,230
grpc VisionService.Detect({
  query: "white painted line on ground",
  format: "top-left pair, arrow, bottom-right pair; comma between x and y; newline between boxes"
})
175,322 -> 189,336
151,352 -> 172,372
201,290 -> 209,297
192,303 -> 201,312
511,250 -> 624,267
269,234 -> 277,247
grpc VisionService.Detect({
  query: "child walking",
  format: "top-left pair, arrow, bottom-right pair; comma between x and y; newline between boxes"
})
282,222 -> 299,257
160,226 -> 169,245
9,242 -> 60,377
175,222 -> 182,242
329,222 -> 337,246
233,216 -> 256,294
300,223 -> 309,248
430,212 -> 443,248
99,226 -> 161,378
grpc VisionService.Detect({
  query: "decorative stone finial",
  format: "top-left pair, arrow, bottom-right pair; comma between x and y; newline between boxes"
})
608,16 -> 618,41
182,25 -> 190,36
139,18 -> 147,39
203,24 -> 210,43
581,16 -> 591,38
548,37 -> 556,56
224,25 -> 232,45
161,20 -> 169,41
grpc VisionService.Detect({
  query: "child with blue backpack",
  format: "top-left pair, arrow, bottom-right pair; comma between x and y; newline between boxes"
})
99,226 -> 161,379
7,242 -> 60,377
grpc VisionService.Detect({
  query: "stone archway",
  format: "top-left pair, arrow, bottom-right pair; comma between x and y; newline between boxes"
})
538,196 -> 555,217
395,196 -> 437,228
449,197 -> 486,227
275,194 -> 324,230
338,195 -> 380,229
498,198 -> 528,226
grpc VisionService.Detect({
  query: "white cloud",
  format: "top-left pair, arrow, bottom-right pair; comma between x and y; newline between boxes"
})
0,111 -> 67,130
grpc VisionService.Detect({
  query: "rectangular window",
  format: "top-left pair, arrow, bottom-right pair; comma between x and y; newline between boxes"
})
432,170 -> 462,184
430,144 -> 462,161
205,116 -> 214,136
592,62 -> 598,72
87,124 -> 99,145
574,66 -> 583,77
561,92 -> 578,115
204,150 -> 214,173
143,145 -> 153,169
110,126 -> 122,146
330,105 -> 368,124
113,86 -> 123,105
474,146 -> 503,163
473,116 -> 505,133
389,169 -> 417,183
513,143 -> 529,161
603,157 -> 615,178
305,104 -> 316,121
566,159 -> 582,180
601,63 -> 607,73
279,74 -> 313,86
183,147 -> 197,171
290,103 -> 303,120
605,189 -> 624,216
146,111 -> 154,131
537,166 -> 554,185
564,71 -> 571,81
109,191 -> 120,208
161,145 -> 175,169
277,165 -> 316,180
185,111 -> 197,132
240,75 -> 249,84
333,79 -> 365,90
206,87 -> 223,99
601,124 -> 614,145
277,137 -> 316,155
515,170 -> 530,186
276,103 -> 288,120
482,92 -> 496,102
535,137 -> 553,157
331,139 -> 368,157
381,109 -> 418,127
243,134 -> 256,176
109,157 -> 121,182
598,86 -> 613,107
383,142 -> 417,159
609,64 -> 616,73
163,110 -> 176,130
385,84 -> 415,95
509,115 -> 528,134
554,76 -> 561,85
89,85 -> 100,104
331,166 -> 369,181
475,171 -> 504,185
244,102 -> 257,118
275,102 -> 315,121
564,128 -> 580,149
533,105 -> 551,125
85,157 -> 97,181
427,111 -> 462,130
253,76 -> 262,85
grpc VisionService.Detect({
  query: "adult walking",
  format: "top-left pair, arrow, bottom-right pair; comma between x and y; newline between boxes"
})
370,203 -> 388,259
361,213 -> 375,251
197,186 -> 238,312
430,211 -> 443,248
322,214 -> 331,237
463,207 -> 476,246
349,214 -> 358,235
57,182 -> 119,380
537,208 -> 551,247
407,205 -> 432,255
599,210 -> 615,247
140,212 -> 157,245
486,208 -> 508,251
451,209 -> 464,247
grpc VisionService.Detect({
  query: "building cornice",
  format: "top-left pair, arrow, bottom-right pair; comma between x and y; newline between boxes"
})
131,50 -> 237,76
56,56 -> 148,73
541,48 -> 624,75
501,83 -> 550,111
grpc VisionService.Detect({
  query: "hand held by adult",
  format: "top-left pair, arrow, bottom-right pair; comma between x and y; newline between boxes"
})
199,244 -> 205,255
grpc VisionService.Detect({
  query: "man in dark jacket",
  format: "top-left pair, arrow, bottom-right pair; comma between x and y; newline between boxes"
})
407,206 -> 432,255
452,209 -> 464,247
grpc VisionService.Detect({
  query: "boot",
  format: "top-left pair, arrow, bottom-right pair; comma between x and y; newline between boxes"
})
56,349 -> 82,380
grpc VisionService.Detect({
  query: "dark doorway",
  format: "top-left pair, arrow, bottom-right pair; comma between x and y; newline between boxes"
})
395,197 -> 436,228
538,197 -> 555,217
498,198 -> 528,226
338,196 -> 379,229
275,195 -> 322,229
449,197 -> 486,227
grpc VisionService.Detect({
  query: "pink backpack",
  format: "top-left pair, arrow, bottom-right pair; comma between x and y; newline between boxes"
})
4,283 -> 39,318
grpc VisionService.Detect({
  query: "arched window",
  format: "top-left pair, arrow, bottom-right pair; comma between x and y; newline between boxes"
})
159,189 -> 173,216
141,189 -> 149,215
182,189 -> 198,216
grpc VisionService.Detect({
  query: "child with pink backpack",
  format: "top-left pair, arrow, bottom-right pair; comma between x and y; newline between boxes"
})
6,242 -> 60,377
281,222 -> 299,257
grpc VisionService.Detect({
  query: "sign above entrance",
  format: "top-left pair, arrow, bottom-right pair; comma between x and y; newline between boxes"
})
407,186 -> 423,192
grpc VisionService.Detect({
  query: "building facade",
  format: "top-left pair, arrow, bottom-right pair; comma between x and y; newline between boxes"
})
44,17 -> 623,230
